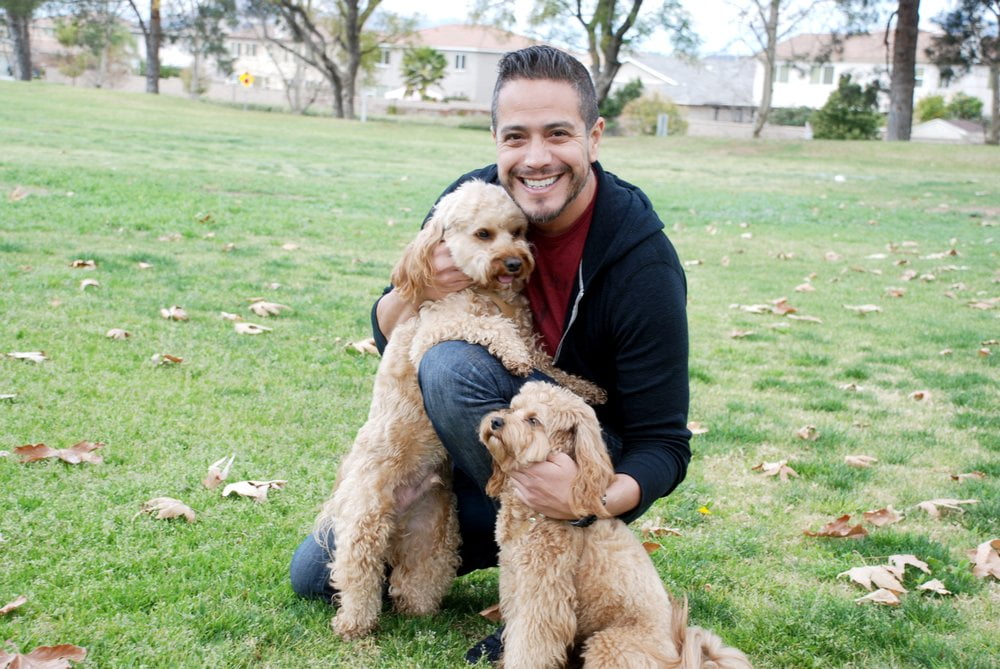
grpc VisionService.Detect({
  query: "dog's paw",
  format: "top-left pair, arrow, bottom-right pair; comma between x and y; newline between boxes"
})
331,612 -> 375,641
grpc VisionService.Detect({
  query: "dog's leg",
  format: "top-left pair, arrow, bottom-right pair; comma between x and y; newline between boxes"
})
411,313 -> 534,377
499,529 -> 581,669
387,480 -> 461,616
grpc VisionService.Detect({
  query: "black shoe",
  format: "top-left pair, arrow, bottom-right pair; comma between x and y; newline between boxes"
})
465,625 -> 504,665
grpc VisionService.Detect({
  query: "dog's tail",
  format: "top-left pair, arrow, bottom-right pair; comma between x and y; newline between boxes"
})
671,598 -> 753,669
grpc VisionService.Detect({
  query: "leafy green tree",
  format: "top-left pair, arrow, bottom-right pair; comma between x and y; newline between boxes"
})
54,2 -> 137,88
401,46 -> 446,100
810,73 -> 882,139
927,0 -> 999,144
947,91 -> 985,119
1,0 -> 45,79
621,93 -> 687,135
599,77 -> 643,126
915,94 -> 947,122
127,0 -> 164,93
166,0 -> 238,98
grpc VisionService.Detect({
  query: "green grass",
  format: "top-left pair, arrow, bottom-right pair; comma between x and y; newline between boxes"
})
2,81 -> 999,668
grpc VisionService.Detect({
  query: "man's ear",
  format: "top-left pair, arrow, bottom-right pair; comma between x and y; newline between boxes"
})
588,117 -> 605,163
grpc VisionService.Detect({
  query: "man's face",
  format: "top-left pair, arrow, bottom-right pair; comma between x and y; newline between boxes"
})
492,79 -> 604,233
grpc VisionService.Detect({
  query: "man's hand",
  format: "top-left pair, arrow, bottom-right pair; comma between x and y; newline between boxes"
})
509,451 -> 580,520
420,240 -> 473,303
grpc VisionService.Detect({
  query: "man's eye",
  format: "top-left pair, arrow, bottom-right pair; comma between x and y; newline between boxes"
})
476,229 -> 491,240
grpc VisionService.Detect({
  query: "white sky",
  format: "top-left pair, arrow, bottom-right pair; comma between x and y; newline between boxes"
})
378,0 -> 957,56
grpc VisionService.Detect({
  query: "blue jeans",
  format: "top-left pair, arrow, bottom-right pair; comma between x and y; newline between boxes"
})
289,341 -> 620,599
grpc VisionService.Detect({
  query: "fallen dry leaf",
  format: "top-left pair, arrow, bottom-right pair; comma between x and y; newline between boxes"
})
79,278 -> 100,291
137,261 -> 153,270
770,297 -> 796,315
843,304 -> 882,315
641,519 -> 683,537
160,305 -> 189,321
889,554 -> 930,574
838,566 -> 906,593
105,328 -> 131,340
839,382 -> 863,392
909,390 -> 931,401
939,348 -> 953,356
794,282 -> 816,293
729,329 -> 755,339
0,643 -> 87,667
845,455 -> 878,468
795,425 -> 819,441
220,311 -> 243,321
222,480 -> 287,503
202,454 -> 235,489
824,251 -> 843,261
345,338 -> 379,356
0,595 -> 27,616
855,588 -> 900,606
863,506 -> 903,527
15,441 -> 104,465
917,498 -> 978,519
951,471 -> 987,483
804,514 -> 868,539
8,185 -> 29,202
686,421 -> 709,435
70,259 -> 96,269
886,287 -> 906,298
151,353 -> 183,366
234,322 -> 272,335
786,314 -> 823,324
643,541 -> 661,554
753,459 -> 799,482
6,351 -> 48,363
137,497 -> 196,523
968,539 -> 1000,580
479,603 -> 502,622
248,301 -> 291,317
917,579 -> 952,595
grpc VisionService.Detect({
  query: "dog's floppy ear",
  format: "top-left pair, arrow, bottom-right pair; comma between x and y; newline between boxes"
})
485,461 -> 507,499
391,210 -> 446,304
567,406 -> 616,518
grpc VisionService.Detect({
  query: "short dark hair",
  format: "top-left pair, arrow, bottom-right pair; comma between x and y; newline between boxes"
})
491,46 -> 599,130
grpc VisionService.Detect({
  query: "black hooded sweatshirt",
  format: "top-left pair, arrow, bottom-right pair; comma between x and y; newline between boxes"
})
372,161 -> 691,524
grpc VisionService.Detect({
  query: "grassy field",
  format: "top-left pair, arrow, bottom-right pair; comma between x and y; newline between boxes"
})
1,81 -> 998,668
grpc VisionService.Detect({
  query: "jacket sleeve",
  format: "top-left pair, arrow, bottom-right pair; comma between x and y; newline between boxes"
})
605,256 -> 691,524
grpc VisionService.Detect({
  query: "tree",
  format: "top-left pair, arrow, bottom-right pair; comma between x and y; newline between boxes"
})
473,0 -> 698,107
127,0 -> 163,93
54,1 -> 136,88
401,46 -> 445,100
599,76 -> 643,127
927,0 -> 1000,145
884,0 -> 920,140
947,90 -> 984,118
167,0 -> 238,98
915,93 -> 946,121
1,0 -> 44,80
810,72 -> 882,138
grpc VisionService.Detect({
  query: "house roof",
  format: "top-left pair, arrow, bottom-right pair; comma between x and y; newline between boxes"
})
912,118 -> 986,141
774,30 -> 941,64
404,24 -> 541,53
625,53 -> 757,107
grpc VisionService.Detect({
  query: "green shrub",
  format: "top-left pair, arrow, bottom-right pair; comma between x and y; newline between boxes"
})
621,94 -> 688,136
810,74 -> 882,140
947,92 -> 983,120
916,95 -> 948,122
769,106 -> 814,127
600,78 -> 644,124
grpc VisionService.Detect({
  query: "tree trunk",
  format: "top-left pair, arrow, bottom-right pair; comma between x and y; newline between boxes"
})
753,0 -> 781,139
989,63 -> 999,146
885,0 -> 920,141
145,0 -> 162,94
9,11 -> 32,80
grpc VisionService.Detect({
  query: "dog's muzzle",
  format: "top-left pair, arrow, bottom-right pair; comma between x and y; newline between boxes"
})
490,416 -> 505,431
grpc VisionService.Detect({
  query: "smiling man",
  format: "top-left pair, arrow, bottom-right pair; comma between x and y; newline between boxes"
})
290,46 -> 691,666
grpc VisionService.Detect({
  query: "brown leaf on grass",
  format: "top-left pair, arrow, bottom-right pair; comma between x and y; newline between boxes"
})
479,603 -> 502,622
8,185 -> 29,202
79,278 -> 100,291
886,287 -> 906,298
888,554 -> 930,574
854,588 -> 901,606
840,382 -> 863,392
640,519 -> 683,537
686,421 -> 708,435
968,539 -> 1000,580
979,348 -> 992,357
845,455 -> 878,468
137,261 -> 153,270
770,297 -> 797,315
160,305 -> 189,321
345,338 -> 379,356
786,314 -> 824,324
843,304 -> 881,315
917,579 -> 952,595
151,353 -> 183,366
222,480 -> 287,503
0,643 -> 87,667
6,351 -> 48,363
824,251 -> 843,261
202,454 -> 235,489
917,498 -> 978,518
220,311 -> 243,322
106,328 -> 131,340
248,300 -> 291,317
908,390 -> 931,401
234,322 -> 272,335
804,514 -> 868,539
15,441 -> 104,465
968,297 -> 999,310
70,259 -> 96,269
643,541 -> 661,554
794,282 -> 816,293
753,459 -> 799,482
939,348 -> 953,356
838,566 -> 906,593
137,497 -> 196,523
951,471 -> 987,483
795,425 -> 819,441
863,506 -> 903,527
728,329 -> 755,339
0,595 -> 27,616
730,303 -> 773,315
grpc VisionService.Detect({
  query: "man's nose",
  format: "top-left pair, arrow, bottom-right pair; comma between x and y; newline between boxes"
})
524,136 -> 550,168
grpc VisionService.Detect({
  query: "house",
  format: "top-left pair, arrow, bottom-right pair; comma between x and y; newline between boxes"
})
613,54 -> 758,122
910,118 -> 986,144
755,31 -> 992,114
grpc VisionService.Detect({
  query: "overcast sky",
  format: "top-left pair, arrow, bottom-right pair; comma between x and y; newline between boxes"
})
378,0 -> 957,56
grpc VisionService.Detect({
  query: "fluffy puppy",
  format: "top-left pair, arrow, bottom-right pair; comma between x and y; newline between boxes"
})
481,382 -> 751,669
318,181 -> 604,641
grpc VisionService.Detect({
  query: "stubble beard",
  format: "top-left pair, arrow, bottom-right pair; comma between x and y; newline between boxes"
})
506,166 -> 590,227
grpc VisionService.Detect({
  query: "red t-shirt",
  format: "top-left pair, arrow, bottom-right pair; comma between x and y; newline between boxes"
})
525,181 -> 597,356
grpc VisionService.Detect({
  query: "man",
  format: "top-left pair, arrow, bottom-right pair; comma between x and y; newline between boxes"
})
290,45 -> 691,664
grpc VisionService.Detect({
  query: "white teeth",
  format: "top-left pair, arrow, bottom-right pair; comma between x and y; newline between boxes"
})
523,176 -> 557,189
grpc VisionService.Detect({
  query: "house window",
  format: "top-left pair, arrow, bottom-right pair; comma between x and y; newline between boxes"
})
810,64 -> 834,84
378,49 -> 391,67
232,42 -> 241,56
915,66 -> 924,88
774,63 -> 790,84
455,53 -> 466,71
247,44 -> 257,57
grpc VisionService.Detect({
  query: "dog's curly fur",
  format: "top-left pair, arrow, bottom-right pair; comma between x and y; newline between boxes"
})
480,382 -> 752,669
317,181 -> 605,640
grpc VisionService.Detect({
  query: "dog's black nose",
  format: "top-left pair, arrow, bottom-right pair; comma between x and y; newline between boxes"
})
490,416 -> 504,431
504,257 -> 522,273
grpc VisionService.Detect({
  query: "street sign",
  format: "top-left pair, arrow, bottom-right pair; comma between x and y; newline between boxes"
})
239,72 -> 254,88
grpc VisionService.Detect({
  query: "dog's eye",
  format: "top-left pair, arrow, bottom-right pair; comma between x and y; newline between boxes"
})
511,229 -> 523,239
475,229 -> 491,240
526,416 -> 540,426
